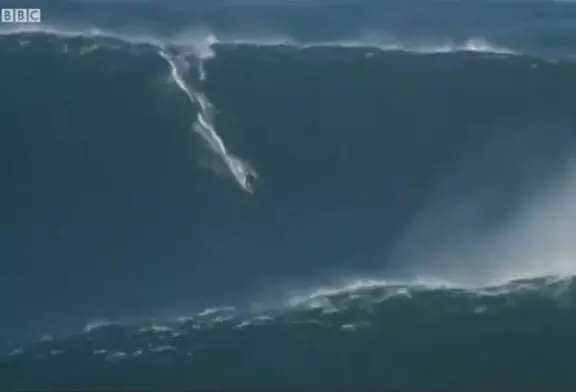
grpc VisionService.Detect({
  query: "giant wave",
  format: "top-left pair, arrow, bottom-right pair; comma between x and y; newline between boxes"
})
2,24 -> 576,389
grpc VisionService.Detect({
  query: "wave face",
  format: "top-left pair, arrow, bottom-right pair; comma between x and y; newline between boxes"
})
2,0 -> 576,388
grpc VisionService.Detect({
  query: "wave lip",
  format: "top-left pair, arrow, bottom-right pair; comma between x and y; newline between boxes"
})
0,24 -> 531,58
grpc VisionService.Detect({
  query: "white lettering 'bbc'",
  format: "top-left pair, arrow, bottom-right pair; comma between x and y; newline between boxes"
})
1,9 -> 42,23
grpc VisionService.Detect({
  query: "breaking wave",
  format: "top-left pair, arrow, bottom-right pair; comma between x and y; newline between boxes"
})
3,18 -> 576,388
2,275 -> 576,389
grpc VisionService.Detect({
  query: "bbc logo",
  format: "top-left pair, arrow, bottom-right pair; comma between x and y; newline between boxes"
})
1,8 -> 42,23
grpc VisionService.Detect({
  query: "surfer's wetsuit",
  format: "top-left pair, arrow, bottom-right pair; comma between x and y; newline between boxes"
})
245,173 -> 256,193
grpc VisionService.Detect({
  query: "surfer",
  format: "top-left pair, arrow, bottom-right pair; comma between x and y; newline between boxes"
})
245,173 -> 257,193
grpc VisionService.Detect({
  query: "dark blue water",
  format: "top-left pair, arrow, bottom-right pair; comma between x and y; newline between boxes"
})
2,0 -> 576,389
3,276 -> 576,389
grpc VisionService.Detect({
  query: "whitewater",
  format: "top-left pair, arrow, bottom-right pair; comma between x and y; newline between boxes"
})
157,49 -> 257,194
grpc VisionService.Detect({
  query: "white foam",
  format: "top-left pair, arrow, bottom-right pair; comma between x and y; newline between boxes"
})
175,315 -> 195,323
214,31 -> 517,55
106,351 -> 127,361
83,320 -> 114,333
281,271 -> 573,314
286,277 -> 456,309
197,306 -> 236,317
0,24 -> 164,48
8,348 -> 23,357
169,29 -> 218,60
137,324 -> 172,333
411,38 -> 515,55
234,314 -> 274,329
234,321 -> 252,329
340,322 -> 368,331
158,50 -> 257,193
0,24 -> 521,57
39,334 -> 53,342
149,345 -> 176,352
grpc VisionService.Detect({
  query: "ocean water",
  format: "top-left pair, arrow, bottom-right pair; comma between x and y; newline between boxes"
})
3,277 -> 576,389
2,0 -> 576,389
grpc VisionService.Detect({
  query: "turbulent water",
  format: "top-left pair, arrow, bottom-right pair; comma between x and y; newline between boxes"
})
3,277 -> 576,389
2,0 -> 576,389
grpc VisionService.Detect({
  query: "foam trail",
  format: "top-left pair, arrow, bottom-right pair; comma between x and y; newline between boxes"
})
158,50 -> 257,194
